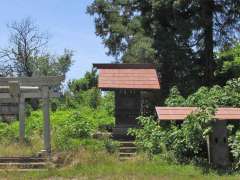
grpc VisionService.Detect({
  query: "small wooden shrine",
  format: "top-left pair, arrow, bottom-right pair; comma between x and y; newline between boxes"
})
0,76 -> 64,156
93,64 -> 160,137
155,107 -> 240,167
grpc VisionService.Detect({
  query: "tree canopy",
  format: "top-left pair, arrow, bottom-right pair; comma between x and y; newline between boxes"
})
88,0 -> 240,100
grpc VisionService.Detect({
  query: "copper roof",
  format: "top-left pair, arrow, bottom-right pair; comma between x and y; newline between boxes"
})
155,107 -> 240,120
93,64 -> 160,90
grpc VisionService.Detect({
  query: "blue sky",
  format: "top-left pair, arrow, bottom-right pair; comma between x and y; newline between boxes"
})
0,0 -> 113,81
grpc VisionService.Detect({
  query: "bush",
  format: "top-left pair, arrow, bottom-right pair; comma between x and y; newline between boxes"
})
104,139 -> 119,154
165,108 -> 214,163
130,78 -> 240,166
0,122 -> 19,143
66,112 -> 95,138
128,116 -> 165,157
52,110 -> 102,151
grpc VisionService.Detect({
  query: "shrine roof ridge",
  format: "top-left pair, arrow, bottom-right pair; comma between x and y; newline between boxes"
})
93,63 -> 155,69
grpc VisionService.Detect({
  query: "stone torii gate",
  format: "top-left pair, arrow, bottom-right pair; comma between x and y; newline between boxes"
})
0,76 -> 64,156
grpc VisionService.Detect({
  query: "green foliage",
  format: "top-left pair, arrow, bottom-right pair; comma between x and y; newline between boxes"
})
229,130 -> 240,169
122,33 -> 156,64
165,80 -> 240,108
165,79 -> 240,165
164,86 -> 186,106
165,108 -> 214,163
68,68 -> 98,93
104,139 -> 120,154
33,49 -> 73,76
129,111 -> 213,163
88,0 -> 240,99
131,78 -> 240,166
100,92 -> 115,116
0,122 -> 19,143
51,108 -> 114,151
0,103 -> 114,152
65,112 -> 95,138
64,68 -> 102,110
216,43 -> 240,82
128,116 -> 165,156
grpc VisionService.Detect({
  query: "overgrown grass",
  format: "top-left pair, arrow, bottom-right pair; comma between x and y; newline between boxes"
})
0,133 -> 43,157
0,150 -> 239,180
0,107 -> 114,156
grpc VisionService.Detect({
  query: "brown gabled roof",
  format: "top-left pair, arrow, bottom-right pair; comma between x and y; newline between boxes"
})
93,64 -> 160,90
155,107 -> 240,120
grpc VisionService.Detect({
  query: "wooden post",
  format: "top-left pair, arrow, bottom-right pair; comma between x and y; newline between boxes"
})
42,86 -> 51,155
19,96 -> 25,143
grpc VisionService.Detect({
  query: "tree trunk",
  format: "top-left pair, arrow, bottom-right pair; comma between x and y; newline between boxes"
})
201,0 -> 215,86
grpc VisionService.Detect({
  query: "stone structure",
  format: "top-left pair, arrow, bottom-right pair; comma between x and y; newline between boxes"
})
208,120 -> 229,167
0,76 -> 64,156
155,107 -> 240,167
93,64 -> 160,137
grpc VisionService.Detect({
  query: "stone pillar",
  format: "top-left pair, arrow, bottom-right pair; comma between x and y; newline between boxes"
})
19,96 -> 25,143
42,86 -> 51,155
8,81 -> 25,143
207,120 -> 230,167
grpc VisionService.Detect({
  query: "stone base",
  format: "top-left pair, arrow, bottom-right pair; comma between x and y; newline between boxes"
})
112,125 -> 138,140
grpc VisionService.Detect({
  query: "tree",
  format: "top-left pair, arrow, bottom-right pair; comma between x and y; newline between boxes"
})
0,18 -> 73,110
87,0 -> 240,100
215,43 -> 240,84
32,49 -> 73,76
0,18 -> 48,76
68,68 -> 98,93
0,18 -> 73,77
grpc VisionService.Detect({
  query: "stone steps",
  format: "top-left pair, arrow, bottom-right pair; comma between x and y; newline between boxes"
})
0,162 -> 47,169
0,157 -> 48,169
118,141 -> 137,161
119,146 -> 137,153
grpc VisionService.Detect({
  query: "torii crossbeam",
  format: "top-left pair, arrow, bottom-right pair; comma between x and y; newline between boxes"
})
0,76 -> 64,156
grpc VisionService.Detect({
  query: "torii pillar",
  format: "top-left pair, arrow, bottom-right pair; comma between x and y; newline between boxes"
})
0,76 -> 64,156
42,86 -> 51,154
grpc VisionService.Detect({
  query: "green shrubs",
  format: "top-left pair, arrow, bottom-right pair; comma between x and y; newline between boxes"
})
0,105 -> 114,153
229,130 -> 240,169
51,107 -> 114,151
164,108 -> 214,164
130,78 -> 240,167
104,139 -> 119,154
128,116 -> 164,156
0,122 -> 19,143
67,112 -> 95,138
52,111 -> 94,151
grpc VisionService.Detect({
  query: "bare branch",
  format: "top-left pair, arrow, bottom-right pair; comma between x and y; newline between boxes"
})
0,18 -> 48,76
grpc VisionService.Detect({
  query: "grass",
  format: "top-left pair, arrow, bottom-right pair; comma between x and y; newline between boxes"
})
0,133 -> 43,157
0,149 -> 240,179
